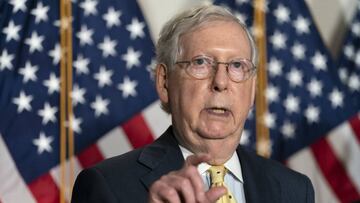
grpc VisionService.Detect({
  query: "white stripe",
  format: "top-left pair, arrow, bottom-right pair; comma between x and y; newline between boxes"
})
50,157 -> 83,202
143,100 -> 171,138
327,121 -> 360,192
287,147 -> 339,203
0,135 -> 36,203
97,126 -> 133,158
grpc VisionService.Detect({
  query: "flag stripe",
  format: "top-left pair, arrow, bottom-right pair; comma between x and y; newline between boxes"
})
28,173 -> 60,203
287,147 -> 339,203
77,144 -> 105,169
327,119 -> 360,193
349,113 -> 360,144
142,101 -> 171,138
50,157 -> 83,203
0,135 -> 36,203
311,138 -> 360,202
97,126 -> 133,159
122,113 -> 155,148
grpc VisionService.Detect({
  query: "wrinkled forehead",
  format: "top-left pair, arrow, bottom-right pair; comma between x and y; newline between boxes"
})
177,20 -> 252,59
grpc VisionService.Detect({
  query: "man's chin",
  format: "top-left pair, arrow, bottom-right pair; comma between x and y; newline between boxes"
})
197,126 -> 232,140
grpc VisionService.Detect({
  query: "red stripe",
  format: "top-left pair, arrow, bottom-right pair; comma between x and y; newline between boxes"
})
28,173 -> 60,203
349,114 -> 360,145
122,113 -> 155,148
311,137 -> 360,202
77,144 -> 105,168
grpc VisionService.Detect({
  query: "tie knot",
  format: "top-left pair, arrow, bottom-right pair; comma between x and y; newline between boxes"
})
208,165 -> 226,184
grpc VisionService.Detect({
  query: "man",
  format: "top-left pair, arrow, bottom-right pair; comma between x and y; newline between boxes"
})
71,4 -> 314,203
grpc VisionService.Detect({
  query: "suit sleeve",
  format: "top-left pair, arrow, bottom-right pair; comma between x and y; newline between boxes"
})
71,167 -> 118,203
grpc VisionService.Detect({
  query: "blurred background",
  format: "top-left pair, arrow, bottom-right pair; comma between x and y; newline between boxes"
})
0,0 -> 359,202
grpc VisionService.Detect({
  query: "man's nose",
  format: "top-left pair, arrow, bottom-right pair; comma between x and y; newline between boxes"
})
211,63 -> 229,92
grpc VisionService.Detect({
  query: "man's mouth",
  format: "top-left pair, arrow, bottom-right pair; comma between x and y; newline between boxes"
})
206,107 -> 230,116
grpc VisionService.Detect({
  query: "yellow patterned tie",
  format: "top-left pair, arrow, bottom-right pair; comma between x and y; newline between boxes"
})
208,165 -> 237,203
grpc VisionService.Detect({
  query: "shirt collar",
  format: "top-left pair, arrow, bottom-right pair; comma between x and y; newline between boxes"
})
179,145 -> 243,183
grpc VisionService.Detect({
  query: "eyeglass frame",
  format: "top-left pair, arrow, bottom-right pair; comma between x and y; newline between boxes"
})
174,55 -> 257,83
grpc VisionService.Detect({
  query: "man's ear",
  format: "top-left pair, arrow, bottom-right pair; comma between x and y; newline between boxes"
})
155,63 -> 169,104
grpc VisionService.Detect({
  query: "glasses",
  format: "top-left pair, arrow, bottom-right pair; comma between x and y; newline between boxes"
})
175,55 -> 256,82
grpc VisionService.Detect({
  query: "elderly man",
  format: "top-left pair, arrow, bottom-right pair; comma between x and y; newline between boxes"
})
71,4 -> 314,203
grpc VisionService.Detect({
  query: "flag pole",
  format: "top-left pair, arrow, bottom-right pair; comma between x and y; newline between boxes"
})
60,0 -> 74,202
253,0 -> 270,158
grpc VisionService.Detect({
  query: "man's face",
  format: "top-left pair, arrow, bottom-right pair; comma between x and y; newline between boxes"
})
157,21 -> 256,153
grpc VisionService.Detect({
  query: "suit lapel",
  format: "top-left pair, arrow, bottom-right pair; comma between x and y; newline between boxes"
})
237,147 -> 280,203
139,126 -> 184,189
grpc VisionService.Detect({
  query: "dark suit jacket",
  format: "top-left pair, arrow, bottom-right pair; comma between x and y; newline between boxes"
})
71,126 -> 314,203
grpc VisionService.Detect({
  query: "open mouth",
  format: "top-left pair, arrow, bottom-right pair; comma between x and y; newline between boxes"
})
206,107 -> 230,116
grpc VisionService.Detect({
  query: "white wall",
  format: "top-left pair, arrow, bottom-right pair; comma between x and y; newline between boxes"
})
138,0 -> 357,58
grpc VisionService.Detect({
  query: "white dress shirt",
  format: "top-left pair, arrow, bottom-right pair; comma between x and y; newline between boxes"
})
179,145 -> 246,203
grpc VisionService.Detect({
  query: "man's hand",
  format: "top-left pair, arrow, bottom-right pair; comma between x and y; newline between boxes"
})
148,154 -> 226,203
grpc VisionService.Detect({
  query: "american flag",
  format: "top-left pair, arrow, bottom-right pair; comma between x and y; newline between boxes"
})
337,0 -> 360,110
213,0 -> 360,202
0,0 -> 170,202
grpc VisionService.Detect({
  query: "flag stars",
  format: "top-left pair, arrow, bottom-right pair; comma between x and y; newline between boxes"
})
71,84 -> 86,106
348,74 -> 360,91
307,78 -> 323,97
354,50 -> 360,66
19,61 -> 38,83
43,73 -> 60,94
268,57 -> 283,77
121,47 -> 141,69
351,21 -> 360,37
3,20 -> 22,42
286,68 -> 303,87
329,89 -> 344,108
48,43 -> 61,65
293,15 -> 310,34
79,0 -> 98,16
70,115 -> 83,134
126,18 -> 145,39
103,7 -> 122,28
76,25 -> 94,46
94,66 -> 113,87
31,2 -> 49,23
25,32 -> 44,53
281,121 -> 296,139
9,0 -> 27,13
33,132 -> 54,154
91,95 -> 110,117
235,0 -> 249,5
273,4 -> 290,24
0,49 -> 15,71
13,91 -> 33,113
270,30 -> 287,50
344,44 -> 354,59
74,55 -> 90,75
263,111 -> 276,129
311,52 -> 327,71
266,84 -> 280,103
305,105 -> 320,123
38,102 -> 58,124
98,36 -> 117,57
283,94 -> 300,114
291,42 -> 306,60
338,67 -> 349,84
235,12 -> 247,24
118,76 -> 138,98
